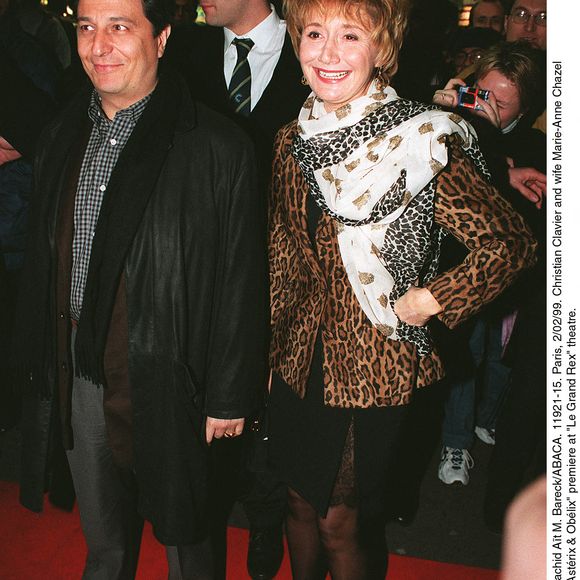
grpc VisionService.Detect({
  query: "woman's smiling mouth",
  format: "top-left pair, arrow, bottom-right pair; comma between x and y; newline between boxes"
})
317,69 -> 350,81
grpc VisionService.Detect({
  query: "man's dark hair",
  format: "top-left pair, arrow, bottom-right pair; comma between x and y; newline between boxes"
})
72,0 -> 174,36
142,0 -> 173,36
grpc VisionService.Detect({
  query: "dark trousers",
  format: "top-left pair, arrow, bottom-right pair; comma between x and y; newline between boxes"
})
0,266 -> 22,430
241,461 -> 287,530
66,329 -> 213,579
210,430 -> 287,531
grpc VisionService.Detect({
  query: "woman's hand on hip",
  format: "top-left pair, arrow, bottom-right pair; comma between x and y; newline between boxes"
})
394,286 -> 443,327
205,417 -> 245,444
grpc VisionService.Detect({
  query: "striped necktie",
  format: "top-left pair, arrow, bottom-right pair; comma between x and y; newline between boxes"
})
228,38 -> 254,116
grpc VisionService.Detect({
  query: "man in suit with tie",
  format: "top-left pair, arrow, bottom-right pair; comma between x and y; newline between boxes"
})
165,2 -> 309,578
166,0 -> 307,184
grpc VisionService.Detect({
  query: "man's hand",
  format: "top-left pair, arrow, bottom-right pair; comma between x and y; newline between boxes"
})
394,286 -> 442,327
205,417 -> 245,444
507,160 -> 546,209
0,136 -> 22,166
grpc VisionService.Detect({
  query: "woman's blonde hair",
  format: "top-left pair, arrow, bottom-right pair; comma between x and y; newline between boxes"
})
283,0 -> 409,83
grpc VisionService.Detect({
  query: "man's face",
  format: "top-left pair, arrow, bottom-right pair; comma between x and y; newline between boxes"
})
76,0 -> 170,118
472,2 -> 505,34
199,0 -> 250,31
505,0 -> 546,50
452,46 -> 485,75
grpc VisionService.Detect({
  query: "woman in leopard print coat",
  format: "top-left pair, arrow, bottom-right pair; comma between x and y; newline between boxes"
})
267,0 -> 537,577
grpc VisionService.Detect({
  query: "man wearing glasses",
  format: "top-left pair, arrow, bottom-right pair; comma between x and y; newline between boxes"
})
505,0 -> 546,50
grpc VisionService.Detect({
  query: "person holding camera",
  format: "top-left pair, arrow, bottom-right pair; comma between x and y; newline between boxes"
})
431,40 -> 545,489
433,39 -> 545,207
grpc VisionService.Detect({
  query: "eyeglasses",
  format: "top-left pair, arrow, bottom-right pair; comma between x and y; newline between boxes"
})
454,48 -> 485,66
474,16 -> 504,27
510,8 -> 547,27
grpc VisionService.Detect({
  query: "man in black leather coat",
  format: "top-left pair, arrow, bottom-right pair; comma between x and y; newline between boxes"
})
15,0 -> 268,578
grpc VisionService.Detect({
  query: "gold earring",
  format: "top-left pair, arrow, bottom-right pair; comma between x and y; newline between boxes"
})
374,67 -> 386,91
301,76 -> 309,86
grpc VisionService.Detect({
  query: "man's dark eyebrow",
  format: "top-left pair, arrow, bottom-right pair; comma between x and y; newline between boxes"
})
76,16 -> 137,24
109,17 -> 137,24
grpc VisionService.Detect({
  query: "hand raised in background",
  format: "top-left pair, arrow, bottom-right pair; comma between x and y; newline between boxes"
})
0,137 -> 22,166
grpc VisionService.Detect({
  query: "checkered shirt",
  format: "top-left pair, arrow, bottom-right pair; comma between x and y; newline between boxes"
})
70,91 -> 151,321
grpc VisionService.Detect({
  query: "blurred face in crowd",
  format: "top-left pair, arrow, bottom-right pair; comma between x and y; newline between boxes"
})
0,0 -> 9,17
505,0 -> 546,50
174,0 -> 196,24
476,69 -> 523,129
452,46 -> 485,75
76,0 -> 170,118
299,9 -> 381,112
471,1 -> 505,34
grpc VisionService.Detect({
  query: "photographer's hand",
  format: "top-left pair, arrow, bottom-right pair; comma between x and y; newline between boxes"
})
432,78 -> 465,108
474,91 -> 501,128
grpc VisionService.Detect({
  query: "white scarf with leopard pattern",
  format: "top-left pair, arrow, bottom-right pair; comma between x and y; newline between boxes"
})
293,80 -> 484,354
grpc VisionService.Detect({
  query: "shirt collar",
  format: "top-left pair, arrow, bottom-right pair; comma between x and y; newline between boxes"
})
223,4 -> 281,54
88,90 -> 152,132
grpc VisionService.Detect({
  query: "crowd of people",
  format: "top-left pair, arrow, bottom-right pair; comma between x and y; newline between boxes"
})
0,0 -> 547,578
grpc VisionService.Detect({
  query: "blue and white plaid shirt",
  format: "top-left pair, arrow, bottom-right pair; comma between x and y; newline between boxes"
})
70,90 -> 151,321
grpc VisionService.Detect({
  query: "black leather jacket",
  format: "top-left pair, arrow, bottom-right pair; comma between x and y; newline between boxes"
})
18,73 -> 269,544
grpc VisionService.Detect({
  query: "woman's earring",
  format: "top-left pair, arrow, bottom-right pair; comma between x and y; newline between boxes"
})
301,76 -> 309,86
374,67 -> 386,91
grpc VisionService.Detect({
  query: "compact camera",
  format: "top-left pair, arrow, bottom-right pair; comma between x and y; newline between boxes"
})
457,86 -> 490,111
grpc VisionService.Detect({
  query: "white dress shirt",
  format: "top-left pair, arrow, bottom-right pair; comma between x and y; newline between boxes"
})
223,5 -> 287,111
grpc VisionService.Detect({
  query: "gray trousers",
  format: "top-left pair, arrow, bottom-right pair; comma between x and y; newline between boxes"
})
66,330 -> 213,579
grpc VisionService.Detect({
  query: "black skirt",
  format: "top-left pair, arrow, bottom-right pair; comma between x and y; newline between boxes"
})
267,335 -> 408,518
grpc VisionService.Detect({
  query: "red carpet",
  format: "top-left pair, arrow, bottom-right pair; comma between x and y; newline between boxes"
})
0,481 -> 498,579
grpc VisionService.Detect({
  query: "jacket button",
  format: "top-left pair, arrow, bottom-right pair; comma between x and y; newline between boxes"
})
61,362 -> 68,372
59,312 -> 66,319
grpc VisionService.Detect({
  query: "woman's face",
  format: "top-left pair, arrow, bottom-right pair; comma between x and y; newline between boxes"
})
476,70 -> 523,129
299,9 -> 381,112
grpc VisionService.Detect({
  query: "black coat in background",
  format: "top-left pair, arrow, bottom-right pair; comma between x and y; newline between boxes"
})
164,24 -> 309,187
163,20 -> 309,532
